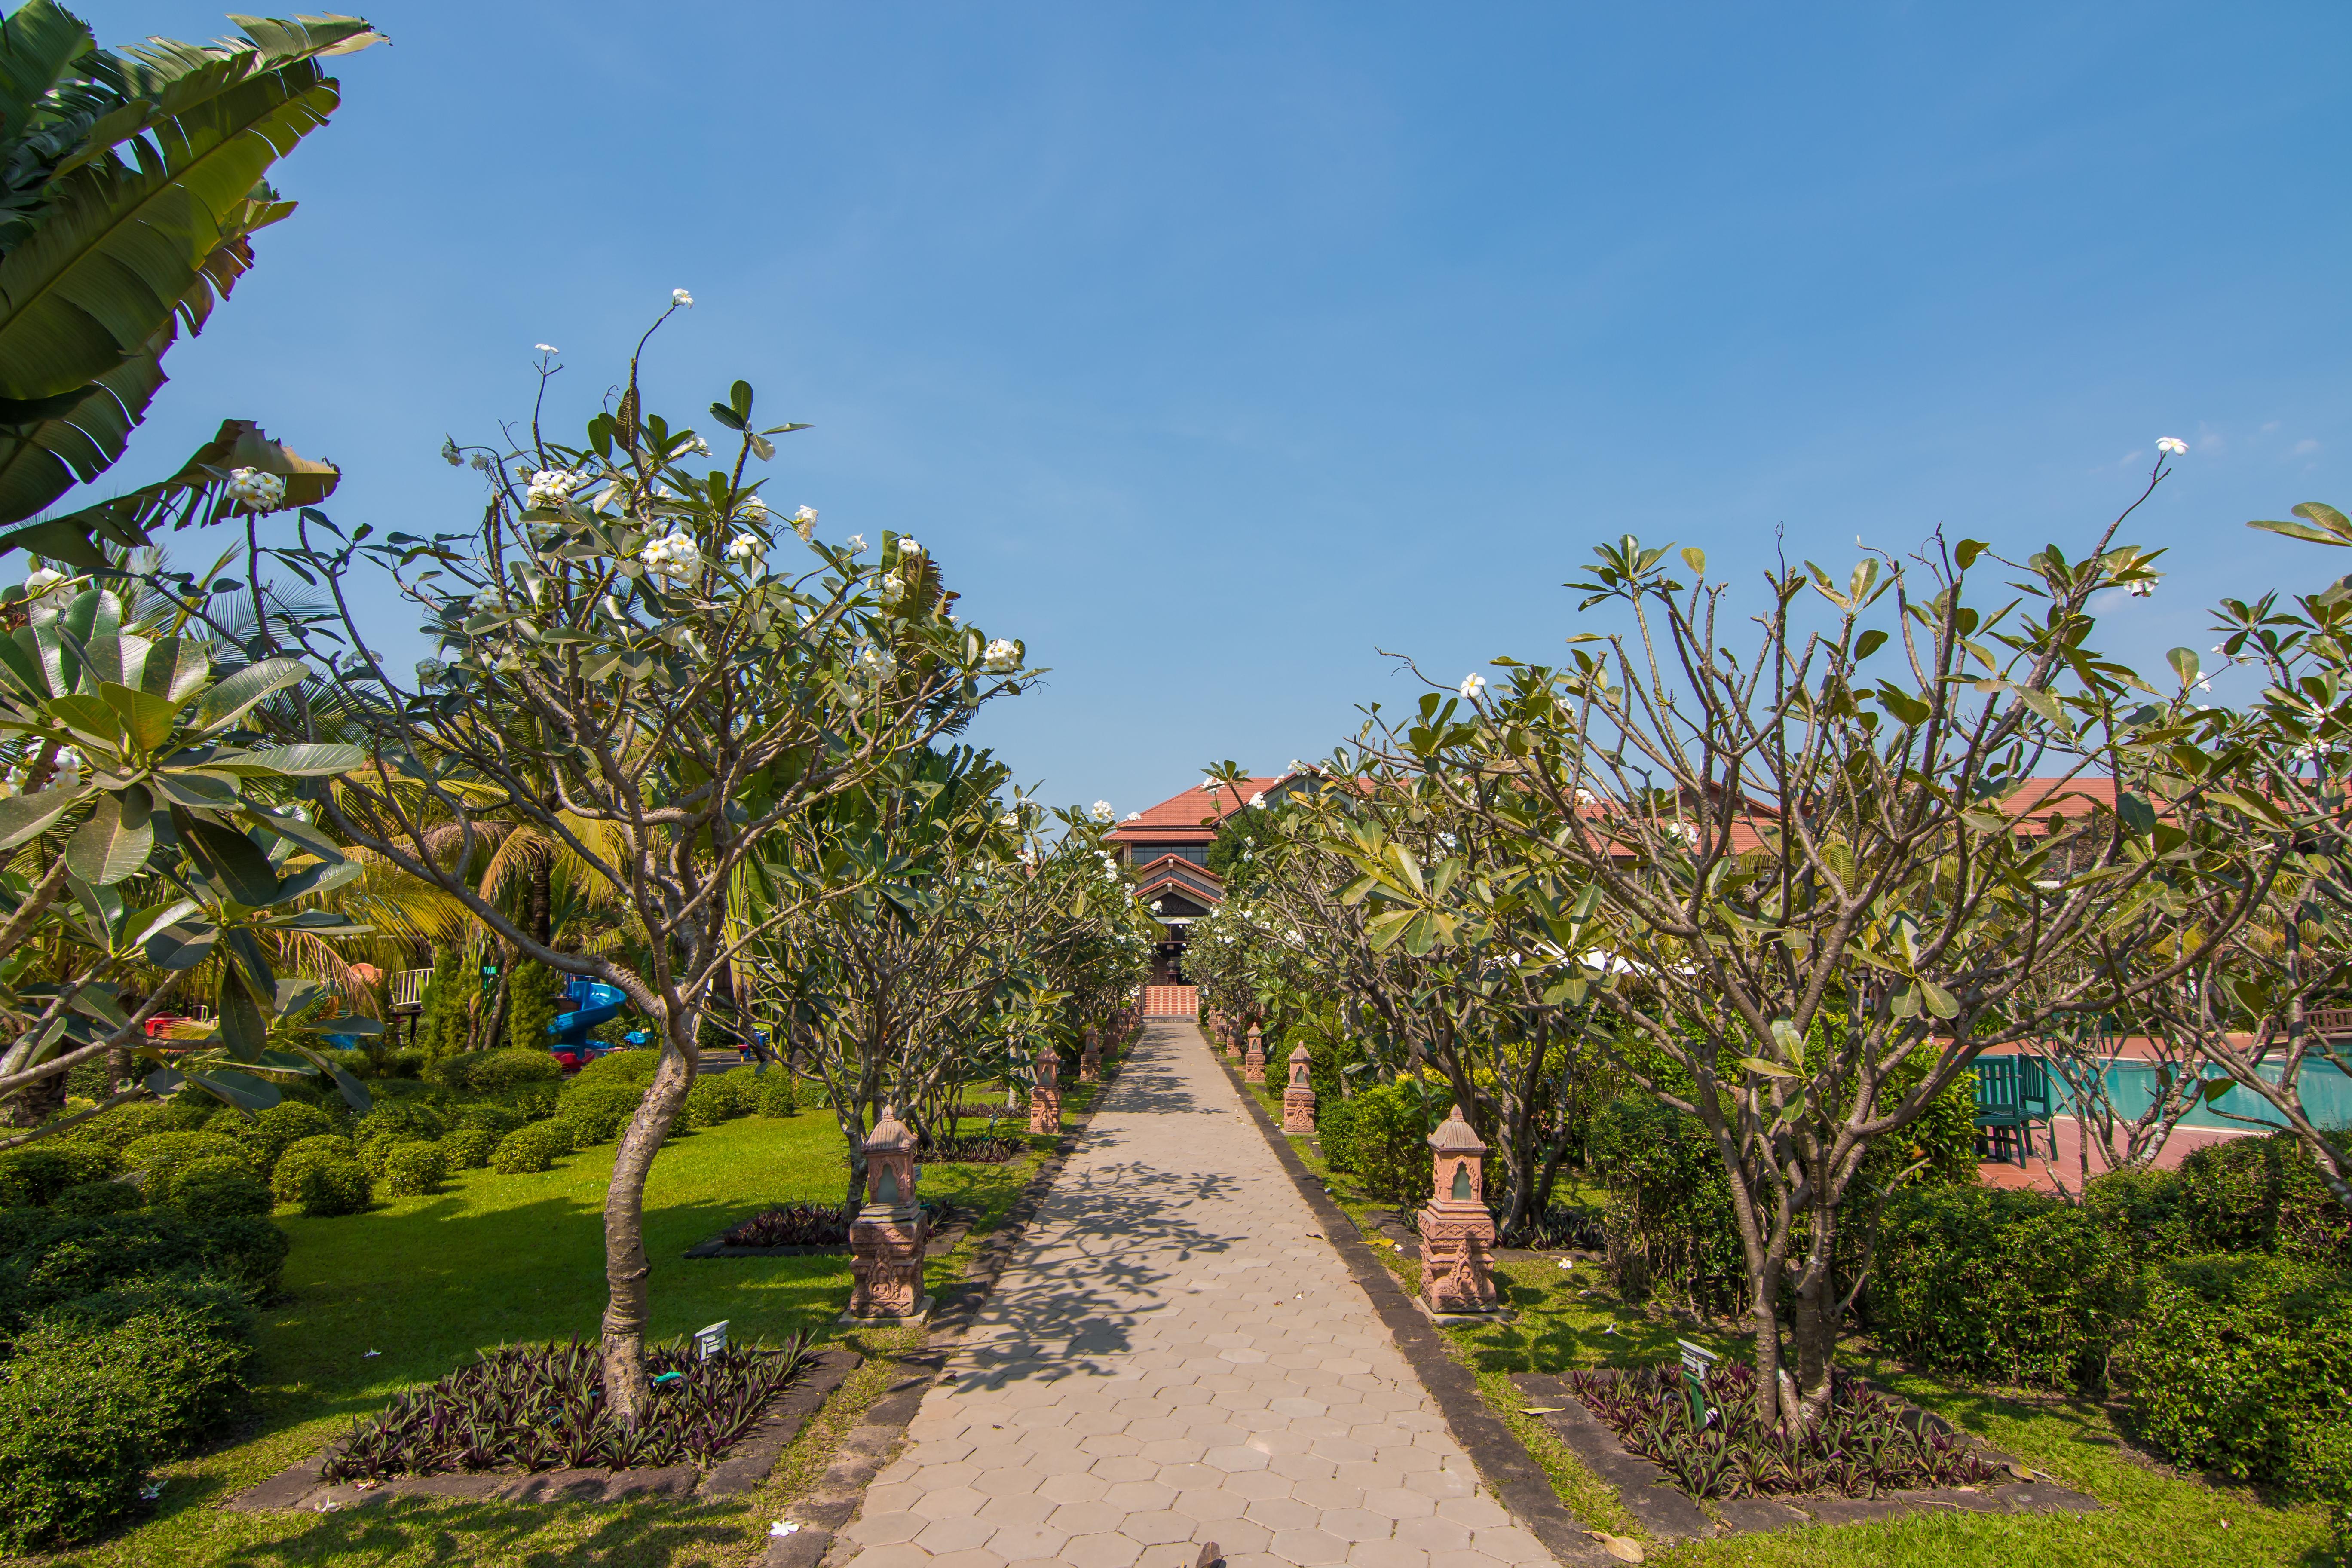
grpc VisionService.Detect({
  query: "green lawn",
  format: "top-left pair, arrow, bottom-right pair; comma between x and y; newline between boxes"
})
1234,1071 -> 2343,1568
21,1090 -> 1086,1568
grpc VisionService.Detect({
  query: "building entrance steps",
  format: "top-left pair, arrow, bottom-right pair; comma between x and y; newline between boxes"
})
835,1018 -> 1562,1568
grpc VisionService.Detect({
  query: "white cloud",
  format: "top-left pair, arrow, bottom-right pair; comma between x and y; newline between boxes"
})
2293,439 -> 2322,456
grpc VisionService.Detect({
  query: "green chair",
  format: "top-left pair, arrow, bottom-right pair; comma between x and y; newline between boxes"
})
1973,1055 -> 2053,1165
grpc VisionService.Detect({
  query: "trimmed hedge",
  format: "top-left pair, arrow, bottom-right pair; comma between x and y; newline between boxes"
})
0,1343 -> 146,1551
554,1080 -> 643,1145
351,1102 -> 447,1151
0,1210 -> 288,1331
1870,1184 -> 2134,1388
120,1132 -> 254,1196
18,1272 -> 257,1458
492,1120 -> 574,1175
427,1046 -> 563,1096
230,1102 -> 337,1176
2119,1252 -> 2352,1501
439,1128 -> 499,1170
378,1141 -> 449,1198
450,1102 -> 528,1137
62,1099 -> 210,1152
295,1159 -> 373,1217
756,1069 -> 797,1117
682,1072 -> 753,1129
1318,1080 -> 1438,1211
52,1181 -> 140,1219
0,1142 -> 122,1208
270,1135 -> 358,1206
573,1047 -> 659,1088
163,1157 -> 273,1219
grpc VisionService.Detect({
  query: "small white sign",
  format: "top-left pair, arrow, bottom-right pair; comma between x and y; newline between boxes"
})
695,1320 -> 729,1360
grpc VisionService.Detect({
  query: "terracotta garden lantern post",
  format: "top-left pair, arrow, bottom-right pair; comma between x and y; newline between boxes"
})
1244,1025 -> 1267,1084
1080,1026 -> 1102,1083
848,1106 -> 931,1318
1418,1106 -> 1499,1319
1282,1043 -> 1316,1133
1029,1039 -> 1061,1134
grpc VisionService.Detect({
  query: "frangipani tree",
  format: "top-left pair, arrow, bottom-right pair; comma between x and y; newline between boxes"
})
1350,464 -> 2266,1430
273,310 -> 1032,1423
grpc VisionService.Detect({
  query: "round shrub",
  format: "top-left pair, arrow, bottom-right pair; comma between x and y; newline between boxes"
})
0,1142 -> 122,1208
296,1159 -> 372,1217
270,1135 -> 358,1206
50,1180 -> 141,1219
21,1273 -> 257,1459
0,1346 -> 147,1552
378,1140 -> 450,1198
67,1099 -> 212,1154
573,1048 -> 659,1089
0,1211 -> 289,1314
2119,1252 -> 2352,1499
682,1074 -> 750,1129
163,1156 -> 273,1219
121,1132 -> 254,1197
1870,1184 -> 2132,1389
555,1080 -> 643,1145
234,1102 -> 336,1176
2174,1132 -> 2352,1268
428,1046 -> 564,1095
491,1121 -> 574,1175
439,1127 -> 498,1170
756,1069 -> 797,1117
351,1102 -> 447,1151
450,1102 -> 527,1137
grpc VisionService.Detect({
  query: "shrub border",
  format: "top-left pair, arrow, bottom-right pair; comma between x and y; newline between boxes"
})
1508,1369 -> 2101,1538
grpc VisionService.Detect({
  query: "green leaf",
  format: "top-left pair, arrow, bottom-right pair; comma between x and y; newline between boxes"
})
239,742 -> 361,777
2166,648 -> 2200,688
1739,1057 -> 1800,1079
1854,628 -> 1886,660
183,1068 -> 279,1112
1679,546 -> 1705,576
193,655 -> 307,732
65,792 -> 152,884
1918,979 -> 1959,1020
2116,790 -> 2157,836
0,784 -> 77,848
178,813 -> 278,904
143,919 -> 214,969
1955,539 -> 1990,569
98,681 -> 179,752
215,971 -> 267,1060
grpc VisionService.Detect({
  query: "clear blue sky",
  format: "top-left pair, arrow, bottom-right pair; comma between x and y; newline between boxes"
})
86,1 -> 2352,816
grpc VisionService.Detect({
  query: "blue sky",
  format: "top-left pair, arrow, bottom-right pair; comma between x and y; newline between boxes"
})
86,1 -> 2352,816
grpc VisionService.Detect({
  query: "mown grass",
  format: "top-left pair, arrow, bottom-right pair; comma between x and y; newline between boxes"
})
1227,1063 -> 2344,1568
17,1077 -> 1098,1568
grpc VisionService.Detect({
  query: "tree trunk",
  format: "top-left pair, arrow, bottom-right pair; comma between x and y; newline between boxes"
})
1790,1199 -> 1839,1426
527,854 -> 553,947
840,1099 -> 870,1211
600,1016 -> 698,1429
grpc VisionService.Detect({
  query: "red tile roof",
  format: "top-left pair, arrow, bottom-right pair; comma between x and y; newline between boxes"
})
1105,775 -> 1295,843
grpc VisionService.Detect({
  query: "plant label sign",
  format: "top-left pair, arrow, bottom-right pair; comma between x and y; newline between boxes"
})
695,1320 -> 729,1360
1677,1338 -> 1719,1428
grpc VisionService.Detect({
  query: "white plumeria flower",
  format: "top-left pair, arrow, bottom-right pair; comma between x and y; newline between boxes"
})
640,530 -> 702,576
855,643 -> 896,676
727,534 -> 763,563
1124,810 -> 1142,822
227,467 -> 286,511
22,567 -> 64,596
999,812 -> 1019,828
1091,800 -> 1114,821
535,343 -> 559,354
899,537 -> 922,557
739,494 -> 769,524
527,469 -> 579,509
672,288 -> 694,306
1459,673 -> 1487,700
1249,792 -> 1266,809
846,533 -> 867,554
791,504 -> 818,540
2127,579 -> 2154,598
2156,436 -> 2188,456
983,638 -> 1019,671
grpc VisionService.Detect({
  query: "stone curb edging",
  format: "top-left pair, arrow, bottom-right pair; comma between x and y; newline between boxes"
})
1212,1050 -> 1608,1568
763,1052 -> 1127,1568
227,1347 -> 865,1513
1509,1370 -> 2100,1538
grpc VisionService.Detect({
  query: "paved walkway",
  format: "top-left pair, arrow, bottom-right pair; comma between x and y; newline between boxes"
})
837,1019 -> 1556,1568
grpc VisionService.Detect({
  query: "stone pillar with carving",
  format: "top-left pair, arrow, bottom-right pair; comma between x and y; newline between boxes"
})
848,1105 -> 930,1318
1080,1026 -> 1102,1083
1029,1039 -> 1061,1134
1282,1043 -> 1316,1133
1244,1025 -> 1267,1083
1417,1106 -> 1499,1318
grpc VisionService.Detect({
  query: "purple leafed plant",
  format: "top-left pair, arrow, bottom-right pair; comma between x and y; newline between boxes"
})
320,1332 -> 812,1480
719,1202 -> 854,1247
1562,1362 -> 2002,1500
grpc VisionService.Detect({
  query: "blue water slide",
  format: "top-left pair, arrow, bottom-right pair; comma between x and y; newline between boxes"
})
551,978 -> 630,1048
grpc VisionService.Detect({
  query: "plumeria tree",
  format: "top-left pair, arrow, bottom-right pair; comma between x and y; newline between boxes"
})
269,306 -> 1033,1424
1346,459 -> 2270,1430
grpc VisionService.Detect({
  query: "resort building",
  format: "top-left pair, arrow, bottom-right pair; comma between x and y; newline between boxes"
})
1105,771 -> 1311,982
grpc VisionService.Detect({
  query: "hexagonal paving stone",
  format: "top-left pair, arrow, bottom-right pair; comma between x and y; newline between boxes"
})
913,1514 -> 1001,1554
1268,1528 -> 1351,1565
1102,1479 -> 1178,1513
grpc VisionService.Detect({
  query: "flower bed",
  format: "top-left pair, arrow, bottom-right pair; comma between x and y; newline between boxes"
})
320,1334 -> 811,1479
917,1132 -> 1027,1165
1562,1363 -> 2001,1500
717,1202 -> 853,1249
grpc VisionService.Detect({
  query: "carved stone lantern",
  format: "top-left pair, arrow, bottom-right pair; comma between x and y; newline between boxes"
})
848,1105 -> 930,1318
1282,1043 -> 1316,1133
1418,1106 -> 1498,1319
1080,1026 -> 1102,1083
1244,1025 -> 1267,1084
1029,1039 -> 1061,1133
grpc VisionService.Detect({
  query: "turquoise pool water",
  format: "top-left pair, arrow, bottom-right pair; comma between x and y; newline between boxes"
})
1978,1052 -> 2352,1132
